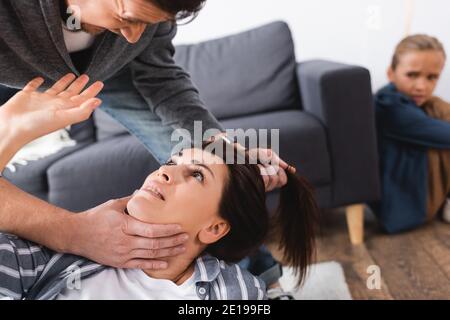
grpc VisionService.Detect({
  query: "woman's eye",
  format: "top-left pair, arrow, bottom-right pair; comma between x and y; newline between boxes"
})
192,170 -> 204,183
165,160 -> 176,166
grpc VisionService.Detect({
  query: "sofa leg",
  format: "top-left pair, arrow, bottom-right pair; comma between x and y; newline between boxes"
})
345,204 -> 365,245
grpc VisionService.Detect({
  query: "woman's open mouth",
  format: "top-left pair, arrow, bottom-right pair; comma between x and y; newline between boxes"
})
142,183 -> 165,201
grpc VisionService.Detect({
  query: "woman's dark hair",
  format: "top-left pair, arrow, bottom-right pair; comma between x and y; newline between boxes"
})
199,140 -> 319,286
150,0 -> 206,22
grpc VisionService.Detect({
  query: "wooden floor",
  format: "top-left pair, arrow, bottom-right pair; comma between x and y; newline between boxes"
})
315,208 -> 450,300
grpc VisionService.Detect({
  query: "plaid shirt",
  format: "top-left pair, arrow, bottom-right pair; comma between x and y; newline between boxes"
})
0,233 -> 266,300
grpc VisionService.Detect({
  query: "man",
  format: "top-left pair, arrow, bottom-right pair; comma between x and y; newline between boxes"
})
0,0 -> 290,294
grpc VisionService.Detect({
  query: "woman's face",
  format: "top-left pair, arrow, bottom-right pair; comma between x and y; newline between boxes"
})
388,50 -> 445,106
127,148 -> 230,239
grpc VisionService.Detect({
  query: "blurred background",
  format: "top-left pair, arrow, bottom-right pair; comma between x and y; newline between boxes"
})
175,0 -> 450,101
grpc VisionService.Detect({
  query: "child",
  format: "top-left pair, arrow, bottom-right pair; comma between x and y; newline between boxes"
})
374,34 -> 450,233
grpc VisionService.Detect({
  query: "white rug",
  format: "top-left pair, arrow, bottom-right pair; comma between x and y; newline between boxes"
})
279,261 -> 352,300
5,128 -> 76,172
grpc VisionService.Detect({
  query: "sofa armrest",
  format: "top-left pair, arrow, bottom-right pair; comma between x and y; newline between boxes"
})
296,60 -> 380,207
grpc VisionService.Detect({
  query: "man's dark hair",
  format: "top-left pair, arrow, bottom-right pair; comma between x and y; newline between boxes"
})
151,0 -> 206,22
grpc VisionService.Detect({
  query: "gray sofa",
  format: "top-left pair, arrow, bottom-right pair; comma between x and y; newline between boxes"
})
3,21 -> 380,229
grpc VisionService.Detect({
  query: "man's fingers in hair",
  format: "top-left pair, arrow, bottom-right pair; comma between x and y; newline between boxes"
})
265,164 -> 278,176
280,160 -> 290,171
259,165 -> 268,177
277,166 -> 288,188
260,169 -> 270,190
259,165 -> 276,191
250,148 -> 283,169
268,174 -> 278,191
259,148 -> 274,165
248,148 -> 267,164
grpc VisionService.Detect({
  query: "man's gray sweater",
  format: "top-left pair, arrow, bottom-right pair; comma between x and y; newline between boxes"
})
0,0 -> 222,135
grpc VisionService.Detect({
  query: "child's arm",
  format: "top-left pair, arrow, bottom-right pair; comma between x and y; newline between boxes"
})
0,233 -> 52,299
377,99 -> 450,149
423,97 -> 450,122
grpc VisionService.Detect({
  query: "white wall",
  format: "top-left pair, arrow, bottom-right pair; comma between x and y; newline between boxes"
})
174,0 -> 450,100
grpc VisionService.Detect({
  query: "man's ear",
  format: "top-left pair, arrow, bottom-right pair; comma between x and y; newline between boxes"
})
198,220 -> 230,245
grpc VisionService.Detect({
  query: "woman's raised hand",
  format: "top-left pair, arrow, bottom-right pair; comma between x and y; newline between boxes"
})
0,74 -> 104,145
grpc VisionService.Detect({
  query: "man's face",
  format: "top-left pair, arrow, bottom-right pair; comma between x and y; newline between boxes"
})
388,50 -> 446,106
68,0 -> 174,43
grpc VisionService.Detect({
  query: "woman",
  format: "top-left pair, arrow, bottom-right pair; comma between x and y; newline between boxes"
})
0,78 -> 319,300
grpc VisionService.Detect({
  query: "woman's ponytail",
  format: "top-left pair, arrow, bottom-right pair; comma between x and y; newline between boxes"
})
270,172 -> 320,287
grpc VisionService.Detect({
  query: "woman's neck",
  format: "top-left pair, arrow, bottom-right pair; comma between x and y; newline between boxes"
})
142,248 -> 200,285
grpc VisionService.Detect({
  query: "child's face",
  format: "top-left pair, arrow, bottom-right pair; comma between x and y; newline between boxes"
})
388,50 -> 446,106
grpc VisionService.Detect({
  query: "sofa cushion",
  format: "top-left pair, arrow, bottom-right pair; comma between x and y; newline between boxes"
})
2,141 -> 92,202
221,110 -> 331,187
174,21 -> 301,120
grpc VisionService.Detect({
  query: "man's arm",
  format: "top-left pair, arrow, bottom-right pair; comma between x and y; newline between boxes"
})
0,180 -> 186,269
131,22 -> 224,139
0,178 -> 72,253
